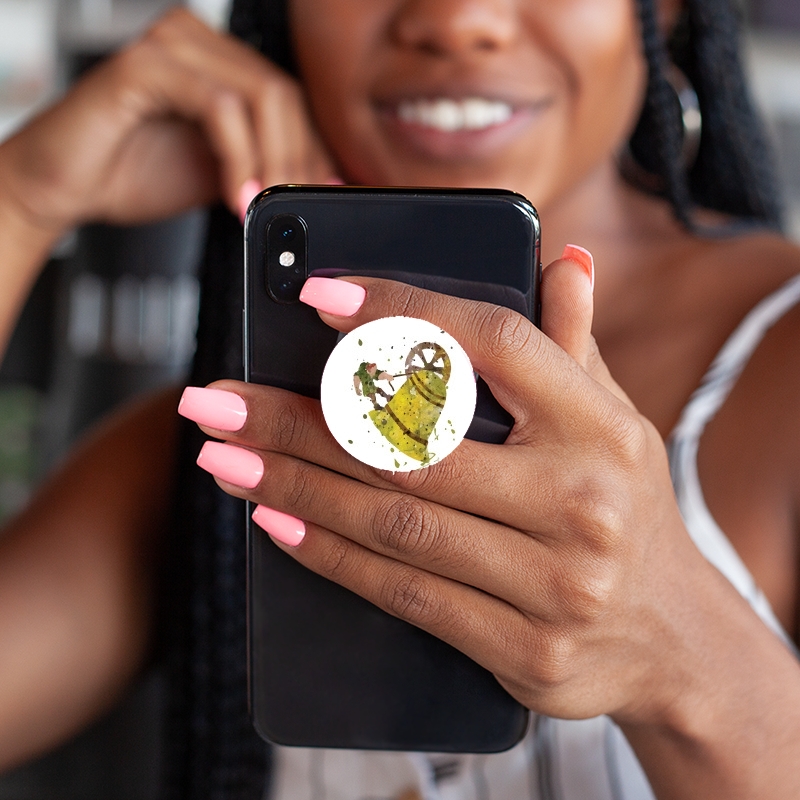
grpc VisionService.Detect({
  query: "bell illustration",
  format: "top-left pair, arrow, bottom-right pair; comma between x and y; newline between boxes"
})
365,342 -> 451,464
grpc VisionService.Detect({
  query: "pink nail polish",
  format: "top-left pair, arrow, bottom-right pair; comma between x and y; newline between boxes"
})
561,244 -> 595,293
179,387 -> 247,431
252,505 -> 306,547
196,441 -> 263,488
299,277 -> 366,317
238,179 -> 262,223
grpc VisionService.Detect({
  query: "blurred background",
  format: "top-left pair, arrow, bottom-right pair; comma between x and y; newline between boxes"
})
0,0 -> 797,796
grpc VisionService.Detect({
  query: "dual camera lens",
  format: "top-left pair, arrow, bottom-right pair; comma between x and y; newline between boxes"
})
266,214 -> 307,303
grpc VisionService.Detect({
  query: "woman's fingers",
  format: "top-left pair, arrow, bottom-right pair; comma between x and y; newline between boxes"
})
303,275 -> 629,438
196,438 -> 582,623
179,380 -> 635,546
273,521 -> 537,693
0,7 -> 336,231
141,9 -> 336,192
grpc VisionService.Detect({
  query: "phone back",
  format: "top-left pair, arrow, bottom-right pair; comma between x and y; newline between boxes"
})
245,186 -> 539,752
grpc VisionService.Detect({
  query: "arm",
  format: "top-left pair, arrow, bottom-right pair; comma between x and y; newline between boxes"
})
0,387 -> 179,772
0,7 -> 335,358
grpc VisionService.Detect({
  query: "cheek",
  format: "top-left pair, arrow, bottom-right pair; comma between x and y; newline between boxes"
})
289,1 -> 379,148
563,0 -> 647,157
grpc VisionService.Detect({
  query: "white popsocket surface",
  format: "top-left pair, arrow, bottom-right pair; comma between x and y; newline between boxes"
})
321,316 -> 476,472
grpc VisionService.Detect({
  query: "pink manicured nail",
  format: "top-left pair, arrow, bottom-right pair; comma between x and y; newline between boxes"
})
252,505 -> 306,547
178,387 -> 247,431
196,441 -> 263,488
238,178 -> 262,223
561,244 -> 595,293
299,277 -> 365,317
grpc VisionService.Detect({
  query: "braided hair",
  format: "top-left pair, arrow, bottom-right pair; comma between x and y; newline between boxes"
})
161,2 -> 783,798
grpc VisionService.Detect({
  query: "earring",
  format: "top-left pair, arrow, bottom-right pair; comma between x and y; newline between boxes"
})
619,64 -> 702,193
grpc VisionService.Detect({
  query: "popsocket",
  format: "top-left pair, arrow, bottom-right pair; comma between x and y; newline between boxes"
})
320,316 -> 476,471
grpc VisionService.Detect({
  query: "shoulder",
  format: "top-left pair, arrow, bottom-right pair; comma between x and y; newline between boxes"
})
696,230 -> 800,629
701,229 -> 800,451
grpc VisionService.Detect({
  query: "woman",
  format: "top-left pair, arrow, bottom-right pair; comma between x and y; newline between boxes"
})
0,0 -> 798,797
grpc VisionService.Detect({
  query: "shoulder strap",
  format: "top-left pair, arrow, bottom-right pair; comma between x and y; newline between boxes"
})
670,273 -> 800,443
667,273 -> 800,646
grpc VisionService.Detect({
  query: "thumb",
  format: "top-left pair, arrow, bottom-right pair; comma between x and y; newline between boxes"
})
541,245 -> 634,407
540,244 -> 595,367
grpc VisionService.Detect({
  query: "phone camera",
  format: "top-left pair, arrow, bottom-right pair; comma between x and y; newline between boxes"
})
266,214 -> 307,303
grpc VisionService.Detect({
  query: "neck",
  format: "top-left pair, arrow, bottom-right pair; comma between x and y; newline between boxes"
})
540,159 -> 684,263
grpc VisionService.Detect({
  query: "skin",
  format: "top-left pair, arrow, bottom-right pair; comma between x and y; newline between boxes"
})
0,0 -> 798,797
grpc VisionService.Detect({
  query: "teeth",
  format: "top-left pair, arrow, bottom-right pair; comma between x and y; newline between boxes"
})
397,98 -> 513,132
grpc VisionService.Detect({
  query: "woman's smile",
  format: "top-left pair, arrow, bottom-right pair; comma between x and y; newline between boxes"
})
376,93 -> 553,161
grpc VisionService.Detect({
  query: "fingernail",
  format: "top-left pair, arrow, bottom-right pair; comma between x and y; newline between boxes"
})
197,441 -> 263,488
252,505 -> 306,547
325,176 -> 345,185
561,244 -> 595,293
179,387 -> 247,431
238,178 -> 262,223
299,277 -> 365,317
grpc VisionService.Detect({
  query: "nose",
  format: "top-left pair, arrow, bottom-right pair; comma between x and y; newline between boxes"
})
391,0 -> 518,57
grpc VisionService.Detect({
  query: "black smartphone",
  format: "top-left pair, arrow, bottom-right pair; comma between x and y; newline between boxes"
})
244,185 -> 540,753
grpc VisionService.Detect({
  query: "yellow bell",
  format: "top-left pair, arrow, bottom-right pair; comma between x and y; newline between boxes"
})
368,343 -> 451,464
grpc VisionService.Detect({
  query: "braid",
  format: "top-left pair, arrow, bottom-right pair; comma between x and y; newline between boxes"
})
229,0 -> 294,73
630,0 -> 695,227
632,0 -> 783,229
681,0 -> 783,225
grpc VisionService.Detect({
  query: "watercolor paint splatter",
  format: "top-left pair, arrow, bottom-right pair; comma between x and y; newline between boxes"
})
321,317 -> 476,472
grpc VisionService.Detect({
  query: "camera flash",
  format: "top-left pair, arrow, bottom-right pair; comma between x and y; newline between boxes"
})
279,251 -> 295,267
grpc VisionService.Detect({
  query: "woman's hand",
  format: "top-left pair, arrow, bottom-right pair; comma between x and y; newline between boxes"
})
0,7 -> 336,236
181,257 -> 800,796
182,256 -> 705,725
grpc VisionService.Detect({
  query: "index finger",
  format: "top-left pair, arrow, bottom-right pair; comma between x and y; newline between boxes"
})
301,275 -> 600,430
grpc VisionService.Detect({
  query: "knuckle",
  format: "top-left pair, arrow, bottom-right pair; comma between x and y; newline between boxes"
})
374,494 -> 439,558
479,305 -> 539,364
271,401 -> 308,452
560,557 -> 619,623
391,281 -> 430,320
562,477 -> 628,553
382,569 -> 442,627
282,460 -> 316,514
531,630 -> 576,688
601,404 -> 649,472
384,454 -> 453,496
142,9 -> 183,46
316,535 -> 352,582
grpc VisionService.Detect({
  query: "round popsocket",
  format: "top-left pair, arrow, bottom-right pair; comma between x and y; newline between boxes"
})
321,316 -> 476,472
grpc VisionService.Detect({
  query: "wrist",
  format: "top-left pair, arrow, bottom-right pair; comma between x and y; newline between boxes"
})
614,556 -> 800,797
0,170 -> 68,353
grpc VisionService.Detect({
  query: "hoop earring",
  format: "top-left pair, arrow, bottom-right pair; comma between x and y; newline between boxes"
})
619,64 -> 702,193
